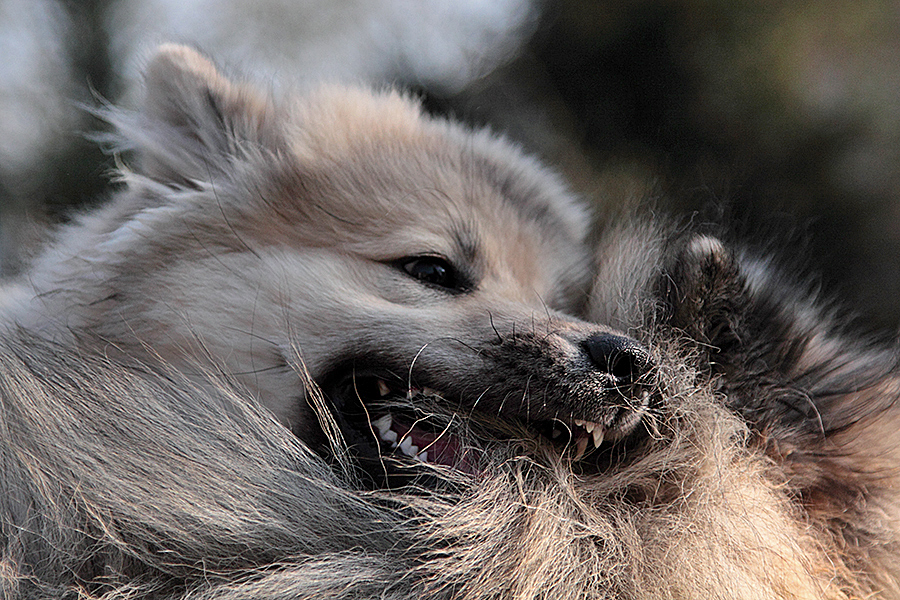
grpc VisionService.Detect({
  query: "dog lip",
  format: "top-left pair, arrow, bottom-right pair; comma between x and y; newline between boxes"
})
559,387 -> 653,461
323,366 -> 652,472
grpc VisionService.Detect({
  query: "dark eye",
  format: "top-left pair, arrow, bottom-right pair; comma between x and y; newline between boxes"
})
398,256 -> 467,291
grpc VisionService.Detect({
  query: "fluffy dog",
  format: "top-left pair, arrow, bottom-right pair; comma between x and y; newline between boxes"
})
2,45 -> 900,599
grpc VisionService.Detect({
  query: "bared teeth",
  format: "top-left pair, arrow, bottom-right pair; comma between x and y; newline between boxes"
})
371,413 -> 398,445
376,379 -> 391,397
373,414 -> 392,436
573,419 -> 606,448
370,412 -> 433,463
399,436 -> 419,457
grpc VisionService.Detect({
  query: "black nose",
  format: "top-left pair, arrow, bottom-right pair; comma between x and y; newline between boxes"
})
583,333 -> 654,385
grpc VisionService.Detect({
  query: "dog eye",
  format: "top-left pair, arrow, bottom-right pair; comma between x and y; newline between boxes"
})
398,256 -> 466,291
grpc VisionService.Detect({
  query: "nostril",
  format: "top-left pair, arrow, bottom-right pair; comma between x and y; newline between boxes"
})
583,333 -> 654,384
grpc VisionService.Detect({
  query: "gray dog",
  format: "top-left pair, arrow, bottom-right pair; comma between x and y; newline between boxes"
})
2,45 -> 899,599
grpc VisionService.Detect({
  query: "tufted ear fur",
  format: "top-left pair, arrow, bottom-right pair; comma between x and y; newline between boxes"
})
661,234 -> 749,356
662,234 -> 895,428
120,44 -> 281,188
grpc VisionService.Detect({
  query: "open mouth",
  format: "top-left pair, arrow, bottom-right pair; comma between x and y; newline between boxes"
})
324,372 -> 478,480
321,369 -> 653,487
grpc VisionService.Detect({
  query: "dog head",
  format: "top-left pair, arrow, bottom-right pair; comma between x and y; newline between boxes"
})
16,45 -> 659,484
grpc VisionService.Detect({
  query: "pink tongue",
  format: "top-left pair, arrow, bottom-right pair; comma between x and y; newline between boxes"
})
393,422 -> 476,473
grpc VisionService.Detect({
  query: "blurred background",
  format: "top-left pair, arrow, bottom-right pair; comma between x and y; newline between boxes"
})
2,0 -> 900,331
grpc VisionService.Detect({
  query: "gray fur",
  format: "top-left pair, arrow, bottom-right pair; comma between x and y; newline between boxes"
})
3,45 -> 900,599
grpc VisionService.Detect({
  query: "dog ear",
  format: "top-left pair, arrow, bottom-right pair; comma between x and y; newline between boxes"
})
663,234 -> 842,422
125,44 -> 280,188
661,234 -> 749,353
665,234 -> 900,575
662,232 -> 900,434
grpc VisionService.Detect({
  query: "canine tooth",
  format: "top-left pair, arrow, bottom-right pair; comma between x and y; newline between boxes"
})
377,379 -> 391,397
372,414 -> 392,435
399,436 -> 418,457
592,426 -> 605,448
415,451 -> 428,462
573,436 -> 589,461
575,419 -> 601,435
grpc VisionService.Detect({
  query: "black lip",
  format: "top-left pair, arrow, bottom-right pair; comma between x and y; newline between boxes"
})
314,359 -> 656,488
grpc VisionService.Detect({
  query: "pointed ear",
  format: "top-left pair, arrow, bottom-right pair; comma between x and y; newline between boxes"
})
126,44 -> 279,187
662,234 -> 747,350
661,233 -> 898,429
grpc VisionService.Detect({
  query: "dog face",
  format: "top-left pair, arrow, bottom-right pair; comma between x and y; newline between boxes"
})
11,45 -> 657,483
7,45 -> 900,600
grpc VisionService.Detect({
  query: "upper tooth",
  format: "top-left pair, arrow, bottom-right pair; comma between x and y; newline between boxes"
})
574,419 -> 601,434
381,429 -> 398,445
399,436 -> 418,457
372,414 -> 392,435
377,379 -> 391,397
592,426 -> 605,448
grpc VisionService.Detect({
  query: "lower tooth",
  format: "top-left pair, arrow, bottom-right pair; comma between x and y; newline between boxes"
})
373,414 -> 392,436
573,437 -> 589,461
399,437 -> 418,457
415,451 -> 428,462
381,429 -> 398,444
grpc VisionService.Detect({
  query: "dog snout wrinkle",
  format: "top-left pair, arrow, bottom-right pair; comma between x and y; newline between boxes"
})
583,333 -> 654,387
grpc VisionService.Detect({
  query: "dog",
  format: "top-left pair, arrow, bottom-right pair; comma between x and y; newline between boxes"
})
2,44 -> 900,599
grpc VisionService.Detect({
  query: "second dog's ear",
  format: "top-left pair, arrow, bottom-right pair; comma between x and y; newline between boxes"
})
662,234 -> 747,351
128,44 -> 279,188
